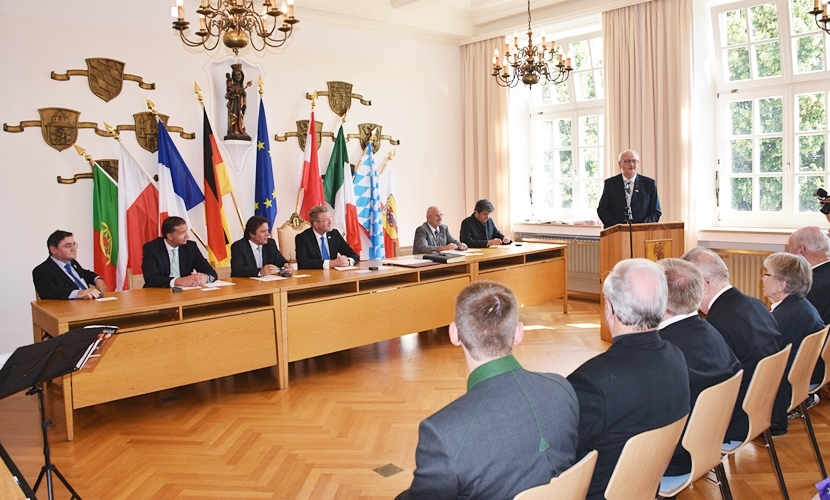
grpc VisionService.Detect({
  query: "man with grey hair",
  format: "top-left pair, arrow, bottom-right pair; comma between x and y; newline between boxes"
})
657,258 -> 741,477
567,259 -> 689,500
397,281 -> 579,500
682,247 -> 784,438
413,206 -> 468,254
788,226 -> 830,324
596,149 -> 661,228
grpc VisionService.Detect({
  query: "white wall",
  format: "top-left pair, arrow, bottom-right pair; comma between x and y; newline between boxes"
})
0,1 -> 464,353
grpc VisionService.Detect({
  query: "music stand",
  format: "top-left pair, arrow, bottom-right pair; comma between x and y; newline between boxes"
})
0,326 -> 117,500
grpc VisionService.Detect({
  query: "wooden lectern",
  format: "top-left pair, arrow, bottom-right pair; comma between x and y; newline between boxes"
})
599,221 -> 685,342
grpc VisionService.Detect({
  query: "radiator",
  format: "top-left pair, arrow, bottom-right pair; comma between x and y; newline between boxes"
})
518,234 -> 600,294
713,249 -> 771,304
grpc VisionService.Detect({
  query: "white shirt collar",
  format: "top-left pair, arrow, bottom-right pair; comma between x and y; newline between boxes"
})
313,228 -> 327,238
658,312 -> 698,330
248,239 -> 262,252
164,240 -> 177,252
770,299 -> 783,311
623,173 -> 637,184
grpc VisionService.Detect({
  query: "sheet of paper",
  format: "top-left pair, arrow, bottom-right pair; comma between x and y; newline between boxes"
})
95,296 -> 118,302
334,266 -> 359,271
178,286 -> 203,290
205,279 -> 236,287
199,287 -> 221,292
251,275 -> 285,281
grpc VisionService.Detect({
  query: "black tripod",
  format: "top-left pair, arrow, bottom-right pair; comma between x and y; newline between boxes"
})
29,384 -> 80,500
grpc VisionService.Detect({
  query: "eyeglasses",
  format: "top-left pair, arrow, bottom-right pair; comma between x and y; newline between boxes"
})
762,273 -> 778,280
622,159 -> 640,165
59,242 -> 79,249
313,217 -> 333,223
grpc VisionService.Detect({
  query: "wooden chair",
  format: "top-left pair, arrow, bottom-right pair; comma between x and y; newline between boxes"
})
603,414 -> 688,500
721,344 -> 792,500
513,450 -> 598,500
809,327 -> 830,395
127,269 -> 144,289
785,326 -> 829,479
658,370 -> 743,500
276,213 -> 310,263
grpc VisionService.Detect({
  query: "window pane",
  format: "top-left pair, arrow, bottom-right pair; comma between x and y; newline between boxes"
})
595,69 -> 604,99
791,0 -> 819,35
559,181 -> 573,209
725,9 -> 749,45
575,72 -> 596,101
759,137 -> 783,172
730,100 -> 753,135
583,180 -> 600,210
759,176 -> 783,210
538,85 -> 551,106
732,177 -> 753,210
727,47 -> 752,81
541,120 -> 554,149
754,41 -> 781,77
798,134 -> 825,172
581,148 -> 600,177
795,34 -> 825,73
798,92 -> 826,131
543,151 -> 554,173
758,97 -> 782,133
798,175 -> 825,211
749,3 -> 779,41
553,81 -> 569,104
543,182 -> 556,208
580,115 -> 600,146
558,150 -> 574,177
731,139 -> 753,173
555,118 -> 572,148
590,37 -> 603,67
570,41 -> 591,70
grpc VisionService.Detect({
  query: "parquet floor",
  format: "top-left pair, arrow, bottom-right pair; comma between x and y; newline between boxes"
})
0,298 -> 827,499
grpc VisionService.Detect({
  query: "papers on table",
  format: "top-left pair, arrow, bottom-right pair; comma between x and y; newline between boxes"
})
251,275 -> 286,281
177,286 -> 203,290
387,258 -> 426,265
95,296 -> 118,302
205,280 -> 236,287
442,250 -> 484,256
334,266 -> 359,271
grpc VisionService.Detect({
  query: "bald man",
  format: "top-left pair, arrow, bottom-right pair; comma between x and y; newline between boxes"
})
413,206 -> 468,254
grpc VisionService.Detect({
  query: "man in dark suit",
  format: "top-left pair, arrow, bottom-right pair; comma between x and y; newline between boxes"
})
231,216 -> 291,277
657,258 -> 742,476
142,216 -> 217,288
567,258 -> 690,500
396,281 -> 579,500
459,199 -> 511,248
682,247 -> 784,439
788,226 -> 830,325
295,205 -> 360,269
413,206 -> 468,254
596,150 -> 661,228
32,230 -> 108,299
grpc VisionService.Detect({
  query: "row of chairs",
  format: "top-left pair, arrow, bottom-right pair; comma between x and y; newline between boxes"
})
514,325 -> 830,500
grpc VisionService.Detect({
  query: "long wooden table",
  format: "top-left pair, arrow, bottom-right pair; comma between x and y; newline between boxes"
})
30,243 -> 566,440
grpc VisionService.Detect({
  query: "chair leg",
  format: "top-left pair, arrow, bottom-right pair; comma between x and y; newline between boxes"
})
714,463 -> 733,500
802,401 -> 828,479
764,429 -> 791,500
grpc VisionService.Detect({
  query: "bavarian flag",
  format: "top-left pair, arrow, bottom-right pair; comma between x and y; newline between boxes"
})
92,162 -> 118,288
203,108 -> 233,267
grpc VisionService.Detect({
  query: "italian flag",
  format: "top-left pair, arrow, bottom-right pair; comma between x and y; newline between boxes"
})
92,163 -> 118,288
323,125 -> 362,252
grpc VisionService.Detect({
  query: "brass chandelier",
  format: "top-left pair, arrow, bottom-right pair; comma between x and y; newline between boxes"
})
172,0 -> 299,55
491,0 -> 572,88
809,0 -> 830,35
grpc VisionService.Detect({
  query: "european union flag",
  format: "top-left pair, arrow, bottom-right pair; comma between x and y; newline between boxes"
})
254,100 -> 277,229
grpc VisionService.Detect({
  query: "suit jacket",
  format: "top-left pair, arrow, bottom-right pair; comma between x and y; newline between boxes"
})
596,173 -> 661,228
32,257 -> 99,299
659,316 -> 742,476
295,228 -> 360,269
412,222 -> 462,254
567,331 -> 690,500
229,237 -> 288,277
772,294 -> 825,389
705,287 -> 782,442
807,261 -> 830,325
396,355 -> 579,500
459,214 -> 506,248
141,238 -> 217,288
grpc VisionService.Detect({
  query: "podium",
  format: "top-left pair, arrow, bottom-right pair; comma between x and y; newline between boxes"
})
599,221 -> 685,342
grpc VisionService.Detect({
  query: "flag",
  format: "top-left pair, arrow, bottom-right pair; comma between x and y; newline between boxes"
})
158,119 -> 204,226
254,100 -> 277,229
116,142 -> 159,290
299,111 -> 324,221
323,125 -> 361,252
202,109 -> 233,267
353,142 -> 385,259
378,155 -> 398,258
92,163 -> 118,287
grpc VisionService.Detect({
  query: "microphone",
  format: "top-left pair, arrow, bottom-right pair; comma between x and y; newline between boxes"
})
624,180 -> 633,222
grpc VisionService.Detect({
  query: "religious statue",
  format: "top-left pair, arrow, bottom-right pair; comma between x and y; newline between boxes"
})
224,63 -> 252,141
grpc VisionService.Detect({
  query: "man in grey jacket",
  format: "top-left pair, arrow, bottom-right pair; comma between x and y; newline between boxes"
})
412,206 -> 467,254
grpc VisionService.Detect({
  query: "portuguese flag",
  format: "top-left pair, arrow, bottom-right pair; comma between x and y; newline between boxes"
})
92,163 -> 118,288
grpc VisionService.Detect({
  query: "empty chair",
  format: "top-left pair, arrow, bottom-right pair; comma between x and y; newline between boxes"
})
603,415 -> 688,500
721,344 -> 792,500
513,450 -> 598,500
276,215 -> 310,263
658,370 -> 743,499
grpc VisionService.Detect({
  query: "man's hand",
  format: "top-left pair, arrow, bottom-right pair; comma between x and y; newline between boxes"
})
331,254 -> 350,267
95,278 -> 109,294
77,288 -> 102,299
175,273 -> 209,287
260,264 -> 279,276
459,243 -> 468,250
487,238 -> 502,247
438,243 -> 458,252
502,237 -> 512,244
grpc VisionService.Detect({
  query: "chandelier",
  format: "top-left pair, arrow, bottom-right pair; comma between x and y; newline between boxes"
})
491,0 -> 572,88
172,0 -> 299,55
809,0 -> 830,35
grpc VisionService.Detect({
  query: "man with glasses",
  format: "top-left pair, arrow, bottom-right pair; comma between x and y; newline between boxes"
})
296,205 -> 360,269
597,150 -> 662,228
33,230 -> 108,299
413,206 -> 467,254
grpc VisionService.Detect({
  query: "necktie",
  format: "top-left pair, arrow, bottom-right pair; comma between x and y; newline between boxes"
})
64,263 -> 87,290
320,236 -> 330,260
256,245 -> 263,268
171,248 -> 181,278
625,180 -> 633,204
434,229 -> 440,245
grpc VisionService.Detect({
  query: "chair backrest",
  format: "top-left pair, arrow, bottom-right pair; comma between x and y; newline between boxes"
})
276,215 -> 310,263
513,450 -> 598,500
788,326 -> 829,412
604,414 -> 688,500
743,344 -> 792,442
127,269 -> 145,289
810,325 -> 830,395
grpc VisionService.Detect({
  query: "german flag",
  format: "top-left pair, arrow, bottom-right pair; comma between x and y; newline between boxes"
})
203,108 -> 233,267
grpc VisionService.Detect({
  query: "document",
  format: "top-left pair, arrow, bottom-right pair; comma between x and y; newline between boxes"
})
251,275 -> 285,281
205,280 -> 236,287
442,250 -> 483,256
334,266 -> 359,271
178,286 -> 203,290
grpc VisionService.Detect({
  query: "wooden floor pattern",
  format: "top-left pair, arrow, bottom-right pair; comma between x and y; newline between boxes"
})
0,298 -> 827,499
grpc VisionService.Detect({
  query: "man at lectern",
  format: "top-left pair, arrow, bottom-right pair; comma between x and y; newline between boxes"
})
142,216 -> 217,288
33,230 -> 108,299
597,150 -> 662,228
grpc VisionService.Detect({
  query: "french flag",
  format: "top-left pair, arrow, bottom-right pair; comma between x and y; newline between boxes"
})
157,119 -> 204,227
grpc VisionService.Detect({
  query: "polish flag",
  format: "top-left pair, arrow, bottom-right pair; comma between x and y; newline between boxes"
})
298,111 -> 324,221
116,143 -> 159,290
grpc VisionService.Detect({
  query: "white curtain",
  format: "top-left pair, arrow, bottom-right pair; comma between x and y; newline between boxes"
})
604,0 -> 694,246
461,37 -> 511,236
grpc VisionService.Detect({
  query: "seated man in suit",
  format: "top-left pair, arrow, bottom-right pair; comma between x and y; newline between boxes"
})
142,216 -> 217,288
413,206 -> 468,254
396,281 -> 579,500
567,259 -> 689,500
459,199 -> 511,248
33,230 -> 108,299
295,205 -> 360,269
788,226 -> 830,324
231,216 -> 291,277
657,258 -> 742,477
596,149 -> 661,228
682,247 -> 784,438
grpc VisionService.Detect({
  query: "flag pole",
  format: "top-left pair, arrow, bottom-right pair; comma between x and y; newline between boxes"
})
379,148 -> 396,176
73,145 -> 97,171
189,228 -> 209,252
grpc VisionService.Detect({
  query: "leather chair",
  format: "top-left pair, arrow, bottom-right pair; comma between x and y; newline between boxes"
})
276,213 -> 310,263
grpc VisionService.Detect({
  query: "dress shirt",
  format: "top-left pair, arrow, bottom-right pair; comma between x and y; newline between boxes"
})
165,241 -> 179,287
51,256 -> 89,299
314,229 -> 354,269
248,239 -> 263,269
